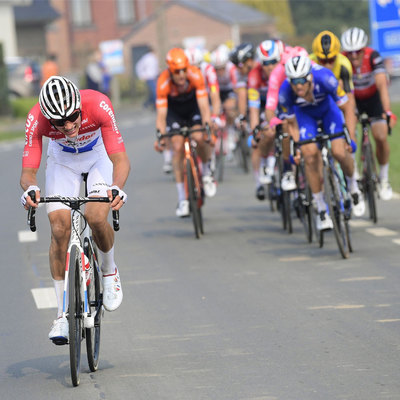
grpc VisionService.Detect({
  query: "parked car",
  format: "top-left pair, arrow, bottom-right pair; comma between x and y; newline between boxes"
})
5,56 -> 41,98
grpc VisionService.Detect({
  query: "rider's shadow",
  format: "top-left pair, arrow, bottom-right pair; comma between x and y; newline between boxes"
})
6,355 -> 113,387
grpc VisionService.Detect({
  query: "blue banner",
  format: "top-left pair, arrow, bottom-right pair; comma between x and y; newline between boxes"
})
369,0 -> 400,57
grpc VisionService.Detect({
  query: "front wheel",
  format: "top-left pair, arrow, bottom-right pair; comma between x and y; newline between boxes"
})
187,159 -> 202,239
68,245 -> 83,386
85,241 -> 102,372
323,165 -> 349,259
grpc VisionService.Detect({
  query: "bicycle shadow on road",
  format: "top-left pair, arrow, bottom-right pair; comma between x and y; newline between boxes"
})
6,354 -> 113,388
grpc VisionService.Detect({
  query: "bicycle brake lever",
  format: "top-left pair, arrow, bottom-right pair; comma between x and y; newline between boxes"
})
111,189 -> 120,232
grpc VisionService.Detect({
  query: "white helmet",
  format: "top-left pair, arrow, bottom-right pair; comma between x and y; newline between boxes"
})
257,40 -> 282,64
184,47 -> 204,66
211,44 -> 230,68
39,76 -> 81,120
341,27 -> 368,52
285,56 -> 312,79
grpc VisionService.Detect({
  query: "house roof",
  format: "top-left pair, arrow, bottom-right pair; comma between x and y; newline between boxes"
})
14,0 -> 60,25
178,0 -> 273,25
124,0 -> 273,41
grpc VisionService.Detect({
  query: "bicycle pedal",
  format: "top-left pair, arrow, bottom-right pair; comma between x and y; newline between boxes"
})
51,337 -> 68,346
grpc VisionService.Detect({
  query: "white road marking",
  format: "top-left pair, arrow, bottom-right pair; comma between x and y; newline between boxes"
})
349,220 -> 373,228
308,304 -> 365,310
278,256 -> 311,262
18,230 -> 38,243
392,238 -> 400,245
366,227 -> 398,237
339,276 -> 385,282
376,319 -> 400,323
31,287 -> 57,309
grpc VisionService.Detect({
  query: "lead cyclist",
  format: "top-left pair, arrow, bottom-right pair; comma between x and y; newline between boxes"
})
20,76 -> 130,345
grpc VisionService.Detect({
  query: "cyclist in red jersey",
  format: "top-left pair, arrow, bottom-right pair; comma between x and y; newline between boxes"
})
20,76 -> 130,344
248,40 -> 282,200
154,48 -> 215,217
341,27 -> 397,200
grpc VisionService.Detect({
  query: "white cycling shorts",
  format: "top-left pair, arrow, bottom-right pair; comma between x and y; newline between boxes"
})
45,141 -> 112,213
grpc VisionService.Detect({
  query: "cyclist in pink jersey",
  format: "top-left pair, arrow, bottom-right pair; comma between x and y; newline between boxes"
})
20,76 -> 130,344
265,44 -> 309,126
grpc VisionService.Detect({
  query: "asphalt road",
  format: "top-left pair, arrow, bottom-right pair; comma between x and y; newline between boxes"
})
1,108 -> 400,399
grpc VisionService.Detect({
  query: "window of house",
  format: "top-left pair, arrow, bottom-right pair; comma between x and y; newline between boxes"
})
116,0 -> 135,24
71,0 -> 92,27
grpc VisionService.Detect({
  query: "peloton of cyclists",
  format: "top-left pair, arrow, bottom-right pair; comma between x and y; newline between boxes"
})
341,27 -> 397,201
279,55 -> 365,230
154,47 -> 216,218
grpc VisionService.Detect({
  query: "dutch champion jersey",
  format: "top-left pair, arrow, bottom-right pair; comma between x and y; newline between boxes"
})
22,90 -> 126,169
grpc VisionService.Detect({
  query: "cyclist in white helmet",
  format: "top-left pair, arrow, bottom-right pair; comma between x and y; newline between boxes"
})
279,56 -> 365,229
341,27 -> 397,200
20,76 -> 130,344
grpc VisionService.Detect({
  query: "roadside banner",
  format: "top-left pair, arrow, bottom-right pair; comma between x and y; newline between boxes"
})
369,0 -> 400,57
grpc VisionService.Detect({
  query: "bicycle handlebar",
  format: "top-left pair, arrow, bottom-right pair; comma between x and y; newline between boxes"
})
294,131 -> 347,147
27,192 -> 120,232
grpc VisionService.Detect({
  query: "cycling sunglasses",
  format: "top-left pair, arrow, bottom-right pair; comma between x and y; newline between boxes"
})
172,68 -> 187,75
51,110 -> 81,127
347,49 -> 363,56
318,56 -> 336,65
290,77 -> 309,85
262,59 -> 278,66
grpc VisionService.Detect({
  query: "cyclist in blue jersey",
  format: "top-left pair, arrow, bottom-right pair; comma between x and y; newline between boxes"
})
279,56 -> 365,230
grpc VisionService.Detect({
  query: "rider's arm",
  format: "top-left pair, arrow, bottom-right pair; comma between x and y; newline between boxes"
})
156,106 -> 167,134
375,72 -> 391,114
197,95 -> 211,126
339,96 -> 357,141
236,87 -> 247,117
20,167 -> 40,208
109,151 -> 130,190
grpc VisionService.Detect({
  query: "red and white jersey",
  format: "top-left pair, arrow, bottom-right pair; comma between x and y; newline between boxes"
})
343,47 -> 386,100
22,90 -> 126,169
215,61 -> 237,91
199,61 -> 219,94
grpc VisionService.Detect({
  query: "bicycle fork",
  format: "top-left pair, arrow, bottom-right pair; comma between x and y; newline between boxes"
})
62,211 -> 94,329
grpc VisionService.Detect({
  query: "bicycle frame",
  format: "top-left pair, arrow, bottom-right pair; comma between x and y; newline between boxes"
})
183,138 -> 203,208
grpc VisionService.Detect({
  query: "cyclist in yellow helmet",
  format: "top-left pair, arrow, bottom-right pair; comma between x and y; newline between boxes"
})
310,30 -> 357,144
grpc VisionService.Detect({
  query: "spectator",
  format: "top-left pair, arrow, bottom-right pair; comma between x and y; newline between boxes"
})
135,47 -> 159,110
85,51 -> 103,92
41,54 -> 59,86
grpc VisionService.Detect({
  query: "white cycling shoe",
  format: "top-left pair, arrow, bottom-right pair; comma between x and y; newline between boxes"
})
203,175 -> 217,197
176,200 -> 190,217
351,190 -> 366,217
316,211 -> 333,231
379,180 -> 393,201
281,171 -> 297,191
102,267 -> 123,312
49,316 -> 69,345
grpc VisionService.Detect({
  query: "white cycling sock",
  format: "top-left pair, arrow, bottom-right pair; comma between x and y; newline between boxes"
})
313,191 -> 326,213
163,149 -> 172,163
53,279 -> 66,318
266,155 -> 275,171
379,163 -> 389,181
99,246 -> 117,275
254,170 -> 260,186
176,182 -> 185,202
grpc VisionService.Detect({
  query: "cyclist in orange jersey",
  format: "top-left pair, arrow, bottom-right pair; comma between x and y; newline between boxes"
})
154,48 -> 215,217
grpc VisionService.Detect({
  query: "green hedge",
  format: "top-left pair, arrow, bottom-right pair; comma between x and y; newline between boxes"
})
11,97 -> 37,118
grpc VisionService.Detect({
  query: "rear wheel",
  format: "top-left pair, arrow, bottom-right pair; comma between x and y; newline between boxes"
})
68,245 -> 82,386
85,241 -> 102,372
